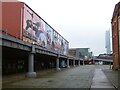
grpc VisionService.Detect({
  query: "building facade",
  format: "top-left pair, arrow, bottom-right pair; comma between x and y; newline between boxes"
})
2,2 -> 69,55
69,48 -> 92,60
111,1 -> 120,70
1,1 -> 70,76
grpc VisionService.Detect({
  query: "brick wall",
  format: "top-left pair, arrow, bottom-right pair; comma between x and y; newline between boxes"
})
111,2 -> 120,70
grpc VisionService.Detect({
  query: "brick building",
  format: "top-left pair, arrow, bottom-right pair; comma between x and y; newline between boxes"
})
111,1 -> 120,70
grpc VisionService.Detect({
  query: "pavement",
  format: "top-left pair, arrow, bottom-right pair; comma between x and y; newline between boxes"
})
103,69 -> 120,90
2,65 -> 120,89
91,69 -> 115,89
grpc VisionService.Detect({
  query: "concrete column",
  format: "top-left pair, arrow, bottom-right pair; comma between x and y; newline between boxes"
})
56,57 -> 60,70
67,59 -> 70,68
73,59 -> 75,67
109,62 -> 112,69
27,53 -> 36,78
83,60 -> 85,65
78,60 -> 80,66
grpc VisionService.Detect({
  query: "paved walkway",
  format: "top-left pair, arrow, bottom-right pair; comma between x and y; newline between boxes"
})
2,65 -> 118,89
3,65 -> 94,88
103,69 -> 120,90
91,69 -> 115,89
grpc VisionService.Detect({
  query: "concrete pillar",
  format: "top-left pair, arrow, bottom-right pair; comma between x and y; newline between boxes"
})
73,59 -> 75,67
109,62 -> 112,69
56,57 -> 61,70
67,59 -> 70,68
78,60 -> 80,66
83,60 -> 85,65
27,53 -> 36,78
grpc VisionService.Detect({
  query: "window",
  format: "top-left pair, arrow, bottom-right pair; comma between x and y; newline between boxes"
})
118,17 -> 120,44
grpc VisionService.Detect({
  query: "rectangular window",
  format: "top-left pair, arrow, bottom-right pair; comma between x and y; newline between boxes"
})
118,16 -> 120,65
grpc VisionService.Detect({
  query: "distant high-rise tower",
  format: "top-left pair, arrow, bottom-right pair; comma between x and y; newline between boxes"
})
105,30 -> 111,54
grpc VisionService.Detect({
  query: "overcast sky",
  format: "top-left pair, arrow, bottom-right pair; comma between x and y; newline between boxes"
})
18,0 -> 119,56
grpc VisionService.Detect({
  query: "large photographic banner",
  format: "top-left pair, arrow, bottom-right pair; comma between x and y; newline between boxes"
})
45,24 -> 53,49
23,4 -> 68,55
23,5 -> 47,47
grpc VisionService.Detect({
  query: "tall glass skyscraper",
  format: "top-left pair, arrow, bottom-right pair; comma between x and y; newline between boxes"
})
105,30 -> 111,54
